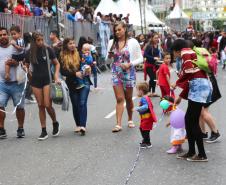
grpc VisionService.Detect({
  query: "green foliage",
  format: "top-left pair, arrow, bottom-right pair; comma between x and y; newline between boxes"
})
90,0 -> 101,6
213,20 -> 225,30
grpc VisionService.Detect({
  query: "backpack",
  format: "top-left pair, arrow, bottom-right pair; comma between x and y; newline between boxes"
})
192,47 -> 212,73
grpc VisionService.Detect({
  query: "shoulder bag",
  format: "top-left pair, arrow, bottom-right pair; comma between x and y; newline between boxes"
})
46,47 -> 63,105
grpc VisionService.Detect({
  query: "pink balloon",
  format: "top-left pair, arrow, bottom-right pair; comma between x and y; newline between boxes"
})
170,108 -> 185,128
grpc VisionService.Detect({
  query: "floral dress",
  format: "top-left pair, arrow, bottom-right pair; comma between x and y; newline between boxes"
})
111,43 -> 136,88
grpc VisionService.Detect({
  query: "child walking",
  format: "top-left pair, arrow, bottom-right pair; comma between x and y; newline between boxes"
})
163,96 -> 186,154
5,26 -> 25,81
157,52 -> 171,98
134,82 -> 157,148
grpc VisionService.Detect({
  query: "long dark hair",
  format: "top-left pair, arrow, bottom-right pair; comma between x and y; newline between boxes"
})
29,32 -> 45,64
23,32 -> 32,47
149,32 -> 159,46
110,21 -> 128,51
77,36 -> 88,52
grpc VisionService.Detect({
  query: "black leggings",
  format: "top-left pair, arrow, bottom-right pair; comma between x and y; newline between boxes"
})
140,128 -> 150,144
185,100 -> 206,158
146,67 -> 156,93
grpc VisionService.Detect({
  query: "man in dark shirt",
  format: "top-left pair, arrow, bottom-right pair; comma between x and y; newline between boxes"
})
0,0 -> 8,13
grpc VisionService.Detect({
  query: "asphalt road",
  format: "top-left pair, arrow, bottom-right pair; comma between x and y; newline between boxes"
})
0,69 -> 225,185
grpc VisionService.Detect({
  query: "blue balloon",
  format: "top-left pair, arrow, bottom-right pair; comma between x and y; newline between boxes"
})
160,100 -> 170,110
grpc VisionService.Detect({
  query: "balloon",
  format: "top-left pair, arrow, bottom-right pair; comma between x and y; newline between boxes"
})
170,108 -> 185,129
160,100 -> 170,110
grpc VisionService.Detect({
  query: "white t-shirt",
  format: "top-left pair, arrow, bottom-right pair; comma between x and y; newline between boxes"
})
0,45 -> 17,82
217,36 -> 222,44
75,11 -> 84,21
96,16 -> 101,23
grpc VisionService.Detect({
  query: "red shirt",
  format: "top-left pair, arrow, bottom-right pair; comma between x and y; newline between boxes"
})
13,4 -> 32,16
158,63 -> 170,87
210,39 -> 218,50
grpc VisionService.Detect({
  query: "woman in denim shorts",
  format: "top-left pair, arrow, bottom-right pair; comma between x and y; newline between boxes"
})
106,22 -> 143,132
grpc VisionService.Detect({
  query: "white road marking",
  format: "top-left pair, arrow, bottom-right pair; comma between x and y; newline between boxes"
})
104,97 -> 137,119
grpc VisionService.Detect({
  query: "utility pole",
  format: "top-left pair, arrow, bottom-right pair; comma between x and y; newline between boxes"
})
143,0 -> 147,34
55,0 -> 60,35
139,0 -> 144,34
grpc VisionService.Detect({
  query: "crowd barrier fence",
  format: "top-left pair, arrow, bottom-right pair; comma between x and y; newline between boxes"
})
0,13 -> 112,69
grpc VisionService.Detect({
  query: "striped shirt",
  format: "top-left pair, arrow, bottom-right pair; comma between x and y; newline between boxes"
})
176,48 -> 207,99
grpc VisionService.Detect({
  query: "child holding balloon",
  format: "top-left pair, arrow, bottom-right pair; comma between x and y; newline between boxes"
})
162,96 -> 186,154
134,82 -> 157,149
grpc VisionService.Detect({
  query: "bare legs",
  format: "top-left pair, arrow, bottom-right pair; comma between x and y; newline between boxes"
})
113,86 -> 134,128
200,107 -> 218,134
32,85 -> 56,128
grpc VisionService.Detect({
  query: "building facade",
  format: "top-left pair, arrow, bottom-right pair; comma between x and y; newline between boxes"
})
149,0 -> 226,20
190,0 -> 226,20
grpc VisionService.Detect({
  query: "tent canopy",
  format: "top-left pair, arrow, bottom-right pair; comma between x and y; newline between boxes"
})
94,0 -> 164,26
166,4 -> 189,19
94,0 -> 119,16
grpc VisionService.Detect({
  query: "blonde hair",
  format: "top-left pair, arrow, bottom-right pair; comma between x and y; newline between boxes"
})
60,38 -> 80,72
82,43 -> 91,51
136,82 -> 149,95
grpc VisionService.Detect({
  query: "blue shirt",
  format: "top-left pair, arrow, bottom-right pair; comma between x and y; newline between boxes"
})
135,97 -> 149,114
67,13 -> 77,22
33,7 -> 42,16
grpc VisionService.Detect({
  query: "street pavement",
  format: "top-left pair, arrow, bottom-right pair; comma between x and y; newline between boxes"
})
0,69 -> 226,185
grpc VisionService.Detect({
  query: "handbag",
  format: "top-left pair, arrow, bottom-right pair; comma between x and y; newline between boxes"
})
16,62 -> 26,84
46,47 -> 63,105
209,73 -> 221,103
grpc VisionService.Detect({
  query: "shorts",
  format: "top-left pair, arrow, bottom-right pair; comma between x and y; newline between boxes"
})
188,78 -> 212,103
111,72 -> 136,88
31,75 -> 50,88
0,81 -> 25,108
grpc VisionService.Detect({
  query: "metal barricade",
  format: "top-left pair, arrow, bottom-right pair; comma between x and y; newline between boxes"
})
0,12 -> 112,68
0,13 -> 57,43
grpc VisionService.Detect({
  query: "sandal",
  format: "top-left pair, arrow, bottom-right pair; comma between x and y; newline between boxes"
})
112,125 -> 122,133
74,126 -> 81,133
80,127 -> 86,136
128,121 -> 135,128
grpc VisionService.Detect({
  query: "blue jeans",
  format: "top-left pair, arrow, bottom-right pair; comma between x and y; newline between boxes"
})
92,66 -> 97,88
69,82 -> 90,127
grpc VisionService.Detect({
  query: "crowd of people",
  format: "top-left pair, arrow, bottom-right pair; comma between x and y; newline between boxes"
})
0,0 -> 130,26
0,19 -> 225,162
0,0 -> 56,17
0,24 -> 99,140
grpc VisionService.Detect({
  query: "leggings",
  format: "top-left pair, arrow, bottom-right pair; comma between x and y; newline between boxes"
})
185,100 -> 206,158
140,128 -> 150,144
146,67 -> 156,93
